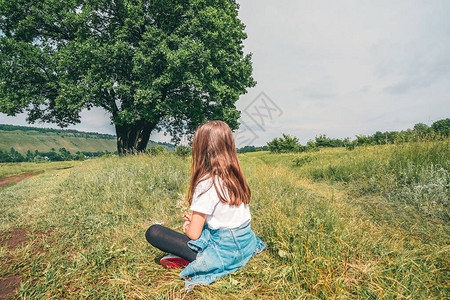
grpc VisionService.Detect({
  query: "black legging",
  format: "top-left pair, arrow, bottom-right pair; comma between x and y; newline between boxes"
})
145,224 -> 198,262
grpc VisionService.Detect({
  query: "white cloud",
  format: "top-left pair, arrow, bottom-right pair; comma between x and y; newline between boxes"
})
2,0 -> 449,146
236,0 -> 450,145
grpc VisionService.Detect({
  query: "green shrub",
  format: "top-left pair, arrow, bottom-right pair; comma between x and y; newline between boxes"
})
175,145 -> 191,158
267,133 -> 303,153
292,154 -> 316,167
147,145 -> 166,156
346,141 -> 357,151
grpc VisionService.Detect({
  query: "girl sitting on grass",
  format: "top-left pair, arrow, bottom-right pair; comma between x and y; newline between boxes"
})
145,120 -> 266,291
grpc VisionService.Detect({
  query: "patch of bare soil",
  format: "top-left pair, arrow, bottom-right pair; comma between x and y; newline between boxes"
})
0,228 -> 54,299
0,228 -> 29,249
0,275 -> 21,300
0,172 -> 43,189
0,229 -> 29,299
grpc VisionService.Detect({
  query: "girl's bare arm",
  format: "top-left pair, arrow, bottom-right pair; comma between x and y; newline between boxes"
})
184,211 -> 206,240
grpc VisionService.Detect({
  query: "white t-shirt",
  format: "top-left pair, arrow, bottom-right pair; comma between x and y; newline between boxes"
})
190,175 -> 251,229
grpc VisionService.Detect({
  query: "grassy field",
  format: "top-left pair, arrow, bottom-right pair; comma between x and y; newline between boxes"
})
0,129 -> 118,153
0,128 -> 172,153
0,161 -> 77,179
0,141 -> 448,299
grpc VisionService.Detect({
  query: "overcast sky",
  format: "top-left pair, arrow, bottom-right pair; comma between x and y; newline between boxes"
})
1,0 -> 449,147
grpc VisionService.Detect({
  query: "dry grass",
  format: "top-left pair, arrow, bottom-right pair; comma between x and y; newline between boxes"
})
0,141 -> 448,298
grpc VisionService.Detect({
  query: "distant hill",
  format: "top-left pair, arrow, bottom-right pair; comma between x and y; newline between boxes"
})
0,124 -> 175,153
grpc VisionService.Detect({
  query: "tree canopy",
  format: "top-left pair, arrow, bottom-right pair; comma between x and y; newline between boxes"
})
0,0 -> 256,154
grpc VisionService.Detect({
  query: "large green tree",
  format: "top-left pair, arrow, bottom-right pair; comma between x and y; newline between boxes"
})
0,0 -> 255,154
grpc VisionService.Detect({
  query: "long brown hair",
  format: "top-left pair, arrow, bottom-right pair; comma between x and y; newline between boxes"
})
187,120 -> 251,206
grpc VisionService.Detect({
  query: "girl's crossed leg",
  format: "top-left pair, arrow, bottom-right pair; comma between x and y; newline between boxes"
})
145,224 -> 198,262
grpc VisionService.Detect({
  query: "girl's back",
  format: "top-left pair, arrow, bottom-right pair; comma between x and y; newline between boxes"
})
190,174 -> 251,230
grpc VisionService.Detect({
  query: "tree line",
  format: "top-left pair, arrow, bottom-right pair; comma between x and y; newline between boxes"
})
236,145 -> 269,153
0,144 -> 192,163
0,148 -> 116,163
266,118 -> 450,153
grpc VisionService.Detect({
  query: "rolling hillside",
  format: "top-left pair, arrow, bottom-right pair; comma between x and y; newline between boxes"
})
0,124 -> 174,153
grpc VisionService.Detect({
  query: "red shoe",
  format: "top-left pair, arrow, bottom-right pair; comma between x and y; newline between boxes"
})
160,255 -> 190,269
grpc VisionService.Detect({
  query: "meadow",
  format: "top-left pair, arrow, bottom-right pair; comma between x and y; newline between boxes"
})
0,125 -> 173,154
0,140 -> 448,299
0,129 -> 117,153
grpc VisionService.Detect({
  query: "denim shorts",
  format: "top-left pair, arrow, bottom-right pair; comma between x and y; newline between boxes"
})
179,222 -> 266,290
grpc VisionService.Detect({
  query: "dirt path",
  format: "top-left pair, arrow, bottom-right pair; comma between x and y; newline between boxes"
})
1,172 -> 44,298
0,172 -> 43,189
0,228 -> 29,300
0,275 -> 21,300
0,228 -> 53,299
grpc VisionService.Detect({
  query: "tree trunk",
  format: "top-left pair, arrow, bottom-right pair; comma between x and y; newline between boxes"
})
115,121 -> 157,155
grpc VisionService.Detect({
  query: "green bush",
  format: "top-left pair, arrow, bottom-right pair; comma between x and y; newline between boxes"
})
175,145 -> 191,158
267,133 -> 304,153
147,145 -> 166,156
431,118 -> 450,137
292,154 -> 316,167
346,141 -> 357,151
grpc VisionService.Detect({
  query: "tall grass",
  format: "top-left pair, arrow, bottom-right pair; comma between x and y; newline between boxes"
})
253,141 -> 449,221
301,141 -> 448,192
1,144 -> 448,298
241,154 -> 449,298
